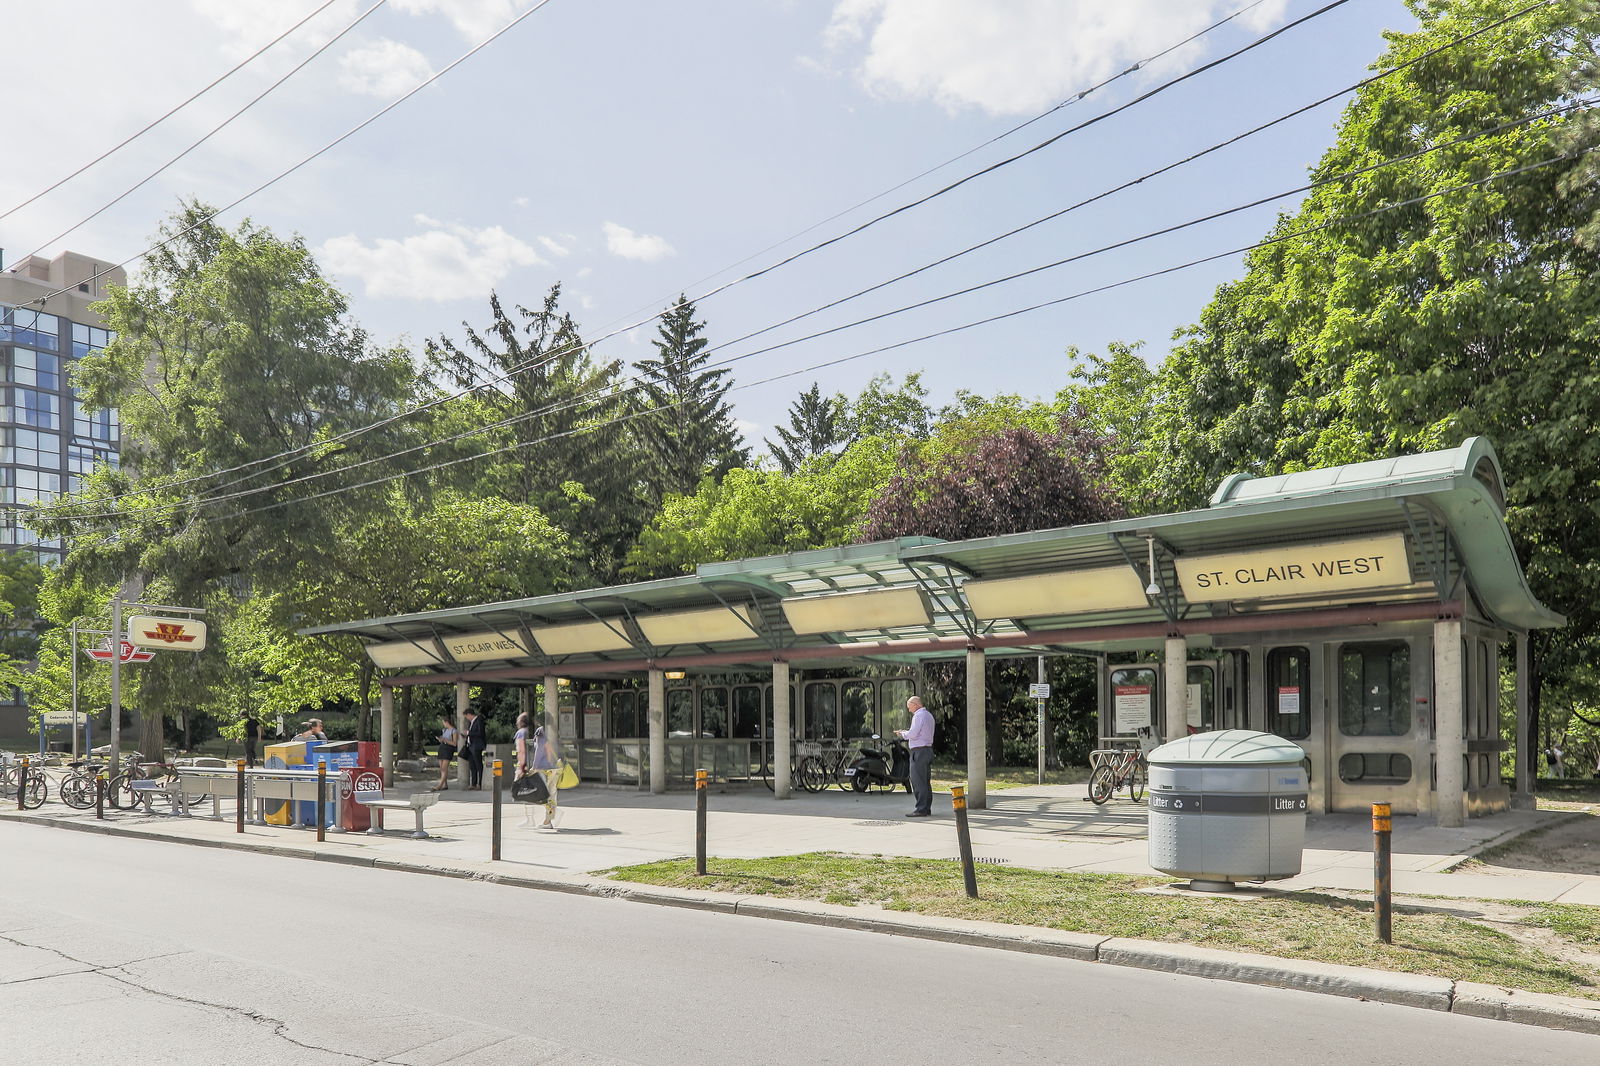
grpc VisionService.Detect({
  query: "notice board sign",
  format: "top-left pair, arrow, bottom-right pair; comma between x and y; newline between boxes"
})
1114,684 -> 1153,734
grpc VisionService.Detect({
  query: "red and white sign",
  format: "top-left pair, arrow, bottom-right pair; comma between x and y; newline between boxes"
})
127,615 -> 207,651
85,640 -> 155,664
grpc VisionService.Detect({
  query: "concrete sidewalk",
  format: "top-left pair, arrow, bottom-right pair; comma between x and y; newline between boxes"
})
5,777 -> 1596,904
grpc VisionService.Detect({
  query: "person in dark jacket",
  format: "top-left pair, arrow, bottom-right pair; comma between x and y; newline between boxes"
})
462,707 -> 487,790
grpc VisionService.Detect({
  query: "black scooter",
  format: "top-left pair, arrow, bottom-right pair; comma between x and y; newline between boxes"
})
846,734 -> 910,793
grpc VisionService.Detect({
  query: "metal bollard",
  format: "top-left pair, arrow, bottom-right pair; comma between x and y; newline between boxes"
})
16,757 -> 28,811
1373,802 -> 1392,944
96,772 -> 105,820
491,759 -> 503,862
235,760 -> 246,834
951,785 -> 978,899
695,768 -> 708,876
315,764 -> 327,843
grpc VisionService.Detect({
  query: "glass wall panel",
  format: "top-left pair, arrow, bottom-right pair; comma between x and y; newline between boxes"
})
732,686 -> 762,739
1338,752 -> 1412,783
1266,647 -> 1310,740
609,690 -> 637,738
803,682 -> 837,740
666,688 -> 693,735
1186,665 -> 1216,731
879,678 -> 913,735
762,685 -> 797,739
699,686 -> 728,738
841,680 -> 873,738
1338,642 -> 1411,736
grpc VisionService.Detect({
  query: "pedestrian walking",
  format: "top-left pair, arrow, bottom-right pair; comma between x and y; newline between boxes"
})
243,715 -> 262,768
515,712 -> 561,829
463,706 -> 487,790
431,716 -> 457,791
896,695 -> 935,818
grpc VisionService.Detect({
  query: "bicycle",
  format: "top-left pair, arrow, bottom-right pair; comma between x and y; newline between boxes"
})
0,753 -> 50,809
106,754 -> 174,811
1086,728 -> 1157,806
57,760 -> 110,810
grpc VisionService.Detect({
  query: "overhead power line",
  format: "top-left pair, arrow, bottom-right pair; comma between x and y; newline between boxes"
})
0,0 -> 344,225
29,0 -> 1357,509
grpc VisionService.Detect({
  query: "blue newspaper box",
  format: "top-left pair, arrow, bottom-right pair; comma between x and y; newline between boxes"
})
301,741 -> 378,827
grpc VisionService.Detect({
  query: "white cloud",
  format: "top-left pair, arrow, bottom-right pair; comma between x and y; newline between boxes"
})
190,0 -> 363,57
339,39 -> 434,97
318,216 -> 545,300
602,221 -> 674,262
390,0 -> 538,41
512,195 -> 530,207
538,236 -> 570,256
824,0 -> 1289,115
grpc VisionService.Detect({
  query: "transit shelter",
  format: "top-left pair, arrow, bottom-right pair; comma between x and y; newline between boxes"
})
301,437 -> 1558,825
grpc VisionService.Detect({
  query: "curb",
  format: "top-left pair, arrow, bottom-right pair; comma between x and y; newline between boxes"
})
7,811 -> 1600,1036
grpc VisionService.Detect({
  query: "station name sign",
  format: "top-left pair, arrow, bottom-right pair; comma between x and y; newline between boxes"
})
442,630 -> 529,663
1173,533 -> 1411,603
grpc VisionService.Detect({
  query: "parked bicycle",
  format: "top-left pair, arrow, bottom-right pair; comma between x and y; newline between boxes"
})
0,753 -> 50,809
1086,727 -> 1158,806
57,760 -> 110,810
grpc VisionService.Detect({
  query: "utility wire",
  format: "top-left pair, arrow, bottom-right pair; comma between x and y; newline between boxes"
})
0,0 -> 344,225
15,0 -> 391,264
28,0 -> 1355,506
29,0 -> 559,306
38,139 -> 1593,532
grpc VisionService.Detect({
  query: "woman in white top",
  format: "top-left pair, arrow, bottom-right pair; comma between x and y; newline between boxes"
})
432,716 -> 458,791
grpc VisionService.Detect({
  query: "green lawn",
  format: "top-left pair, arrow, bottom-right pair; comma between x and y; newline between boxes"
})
607,852 -> 1600,999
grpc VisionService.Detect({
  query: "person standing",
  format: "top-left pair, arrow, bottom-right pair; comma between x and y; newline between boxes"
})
516,714 -> 561,830
896,695 -> 935,818
431,716 -> 457,792
243,715 -> 262,768
463,706 -> 487,790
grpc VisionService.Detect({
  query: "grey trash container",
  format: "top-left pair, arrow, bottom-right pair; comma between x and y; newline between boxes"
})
1146,729 -> 1308,892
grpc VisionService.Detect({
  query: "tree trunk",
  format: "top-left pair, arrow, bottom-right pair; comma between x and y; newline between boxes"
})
139,711 -> 165,764
358,661 -> 373,741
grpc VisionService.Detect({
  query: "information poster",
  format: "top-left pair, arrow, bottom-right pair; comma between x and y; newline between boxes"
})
1187,683 -> 1204,728
583,707 -> 603,739
560,708 -> 577,739
1277,686 -> 1302,716
1113,684 -> 1153,734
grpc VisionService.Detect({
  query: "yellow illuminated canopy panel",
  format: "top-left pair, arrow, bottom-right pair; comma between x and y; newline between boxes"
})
964,566 -> 1149,620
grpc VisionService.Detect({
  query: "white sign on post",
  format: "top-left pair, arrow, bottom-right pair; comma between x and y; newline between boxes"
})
1029,683 -> 1051,699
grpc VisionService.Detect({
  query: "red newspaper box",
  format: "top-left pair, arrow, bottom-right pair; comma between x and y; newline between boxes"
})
338,764 -> 384,831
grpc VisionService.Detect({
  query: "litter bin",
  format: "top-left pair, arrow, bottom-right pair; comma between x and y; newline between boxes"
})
1146,729 -> 1308,892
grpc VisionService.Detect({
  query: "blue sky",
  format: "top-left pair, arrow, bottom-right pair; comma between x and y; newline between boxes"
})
1,0 -> 1418,449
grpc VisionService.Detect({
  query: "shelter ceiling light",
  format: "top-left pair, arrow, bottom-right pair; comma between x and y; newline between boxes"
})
664,670 -> 687,680
964,566 -> 1149,620
366,639 -> 442,668
636,604 -> 758,646
529,619 -> 634,655
781,587 -> 930,635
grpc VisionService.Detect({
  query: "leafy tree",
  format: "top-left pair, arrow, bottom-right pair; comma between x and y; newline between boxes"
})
634,295 -> 747,500
625,437 -> 899,577
765,382 -> 851,473
426,285 -> 640,581
1055,342 -> 1158,511
847,371 -> 934,440
861,414 -> 1125,541
33,203 -> 416,757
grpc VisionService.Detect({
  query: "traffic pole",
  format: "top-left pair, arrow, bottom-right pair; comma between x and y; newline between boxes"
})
952,785 -> 978,899
315,764 -> 327,843
491,759 -> 503,862
1373,802 -> 1393,944
695,768 -> 708,876
235,759 -> 246,834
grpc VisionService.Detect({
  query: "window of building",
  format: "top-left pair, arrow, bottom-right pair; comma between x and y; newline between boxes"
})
1,308 -> 59,350
14,388 -> 58,429
803,682 -> 837,740
2,427 -> 59,468
698,687 -> 728,738
1338,752 -> 1413,784
608,690 -> 637,738
666,688 -> 693,735
732,686 -> 762,739
1338,641 -> 1411,736
70,322 -> 112,359
1266,646 -> 1311,740
72,400 -> 117,443
879,678 -> 913,735
10,348 -> 60,389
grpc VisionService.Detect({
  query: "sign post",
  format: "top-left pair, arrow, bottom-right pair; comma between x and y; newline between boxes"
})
1031,666 -> 1050,785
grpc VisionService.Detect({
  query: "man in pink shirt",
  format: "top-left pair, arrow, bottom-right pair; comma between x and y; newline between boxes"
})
896,695 -> 935,817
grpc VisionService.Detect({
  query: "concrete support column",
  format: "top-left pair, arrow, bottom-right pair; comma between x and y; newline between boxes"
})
543,673 -> 559,740
378,684 -> 394,783
648,668 -> 666,795
773,661 -> 792,800
966,646 -> 986,810
1435,618 -> 1466,827
455,680 -> 470,786
1164,636 -> 1188,742
1515,633 -> 1533,801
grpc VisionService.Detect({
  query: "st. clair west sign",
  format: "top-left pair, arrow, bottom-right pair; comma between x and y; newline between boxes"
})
1173,534 -> 1412,603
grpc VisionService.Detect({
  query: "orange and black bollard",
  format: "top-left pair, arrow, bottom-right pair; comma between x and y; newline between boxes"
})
16,756 -> 28,811
695,768 -> 708,876
1373,802 -> 1392,944
491,759 -> 503,862
952,785 -> 978,899
235,759 -> 246,834
315,764 -> 328,843
96,772 -> 106,820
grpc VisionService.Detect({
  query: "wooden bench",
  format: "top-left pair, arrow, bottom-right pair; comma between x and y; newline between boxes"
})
356,789 -> 439,839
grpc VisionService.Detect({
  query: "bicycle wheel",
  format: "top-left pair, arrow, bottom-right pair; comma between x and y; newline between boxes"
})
797,756 -> 826,793
59,774 -> 97,810
0,766 -> 18,798
1128,764 -> 1146,803
107,773 -> 141,810
18,770 -> 47,809
1087,764 -> 1118,806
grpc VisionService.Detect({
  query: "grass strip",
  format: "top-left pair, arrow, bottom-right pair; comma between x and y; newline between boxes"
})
607,851 -> 1598,998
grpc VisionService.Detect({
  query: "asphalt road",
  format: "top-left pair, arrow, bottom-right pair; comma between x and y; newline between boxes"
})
1,822 -> 1596,1065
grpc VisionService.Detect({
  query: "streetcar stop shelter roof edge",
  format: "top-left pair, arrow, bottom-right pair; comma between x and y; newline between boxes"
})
298,437 -> 1561,684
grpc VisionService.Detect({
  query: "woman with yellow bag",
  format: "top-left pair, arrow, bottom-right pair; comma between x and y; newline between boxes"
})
524,717 -> 562,830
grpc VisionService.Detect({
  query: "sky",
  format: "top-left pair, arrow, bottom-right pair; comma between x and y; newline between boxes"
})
0,0 -> 1419,451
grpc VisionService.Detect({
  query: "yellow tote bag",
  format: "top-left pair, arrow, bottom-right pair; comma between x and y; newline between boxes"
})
557,761 -> 578,790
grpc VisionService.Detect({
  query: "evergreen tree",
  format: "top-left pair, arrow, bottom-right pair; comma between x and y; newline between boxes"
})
634,296 -> 747,500
765,382 -> 851,473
